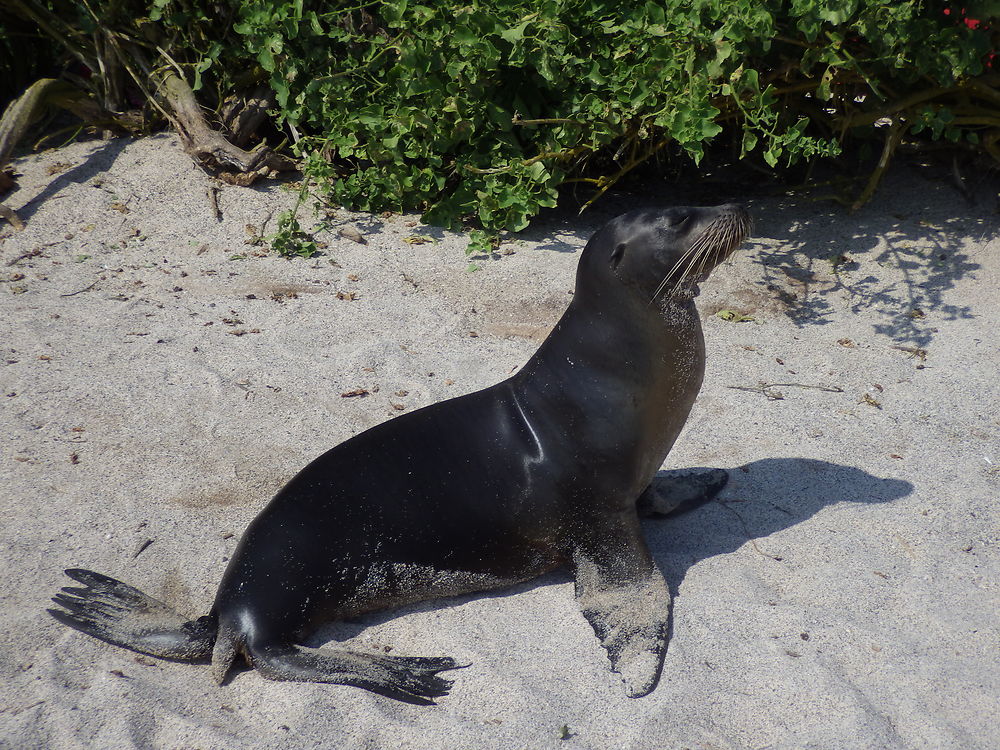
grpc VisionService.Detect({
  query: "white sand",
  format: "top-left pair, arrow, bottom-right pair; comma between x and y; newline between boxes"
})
1,134 -> 997,749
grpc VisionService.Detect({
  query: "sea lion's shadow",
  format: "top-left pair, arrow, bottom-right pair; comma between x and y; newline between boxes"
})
314,457 -> 912,646
645,457 -> 911,574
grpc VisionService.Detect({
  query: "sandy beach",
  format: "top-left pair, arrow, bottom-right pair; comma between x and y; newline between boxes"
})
1,134 -> 997,749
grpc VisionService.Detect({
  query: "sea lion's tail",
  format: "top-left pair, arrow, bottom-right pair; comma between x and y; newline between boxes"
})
47,568 -> 215,661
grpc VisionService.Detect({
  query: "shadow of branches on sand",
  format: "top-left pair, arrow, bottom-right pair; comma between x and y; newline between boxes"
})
744,182 -> 993,347
528,162 -> 997,349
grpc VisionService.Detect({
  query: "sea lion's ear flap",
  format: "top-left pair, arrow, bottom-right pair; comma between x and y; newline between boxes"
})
610,243 -> 626,270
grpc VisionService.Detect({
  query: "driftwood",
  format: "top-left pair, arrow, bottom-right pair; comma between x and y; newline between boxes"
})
220,85 -> 278,149
0,72 -> 296,229
160,73 -> 293,182
1,0 -> 298,230
0,78 -> 144,229
0,79 -> 63,229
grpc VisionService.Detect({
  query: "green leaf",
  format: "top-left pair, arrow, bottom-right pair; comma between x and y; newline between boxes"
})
501,19 -> 531,43
467,230 -> 499,255
259,47 -> 275,72
715,309 -> 756,322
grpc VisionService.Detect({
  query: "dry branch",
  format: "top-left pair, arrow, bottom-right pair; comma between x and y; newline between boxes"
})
160,73 -> 294,180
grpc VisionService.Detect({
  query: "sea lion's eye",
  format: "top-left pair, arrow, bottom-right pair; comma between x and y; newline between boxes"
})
668,214 -> 690,227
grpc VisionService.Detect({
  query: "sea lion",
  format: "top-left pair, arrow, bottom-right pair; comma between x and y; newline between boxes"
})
48,203 -> 751,704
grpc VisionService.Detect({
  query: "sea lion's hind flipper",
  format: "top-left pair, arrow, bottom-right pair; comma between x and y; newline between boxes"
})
248,643 -> 464,704
636,467 -> 728,517
47,568 -> 214,662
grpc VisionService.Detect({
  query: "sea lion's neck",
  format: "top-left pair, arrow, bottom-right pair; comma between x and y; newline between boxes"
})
510,293 -> 704,409
557,289 -> 699,355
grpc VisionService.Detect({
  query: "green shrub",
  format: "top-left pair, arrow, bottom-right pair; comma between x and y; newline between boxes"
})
5,1 -> 998,232
225,0 -> 995,230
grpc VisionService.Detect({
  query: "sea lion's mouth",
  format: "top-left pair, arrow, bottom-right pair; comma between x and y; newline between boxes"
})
676,274 -> 704,298
650,205 -> 752,303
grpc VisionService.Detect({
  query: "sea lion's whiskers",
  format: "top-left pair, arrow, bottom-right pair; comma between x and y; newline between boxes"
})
662,211 -> 751,300
653,236 -> 705,302
667,230 -> 714,298
667,242 -> 707,298
691,242 -> 713,283
663,237 -> 707,300
650,243 -> 699,303
685,240 -> 714,294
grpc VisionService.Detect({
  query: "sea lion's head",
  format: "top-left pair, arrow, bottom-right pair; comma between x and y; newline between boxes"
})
577,204 -> 752,306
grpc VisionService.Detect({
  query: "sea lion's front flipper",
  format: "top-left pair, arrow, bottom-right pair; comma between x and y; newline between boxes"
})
636,467 -> 728,517
571,516 -> 671,698
47,568 -> 214,661
246,642 -> 463,705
